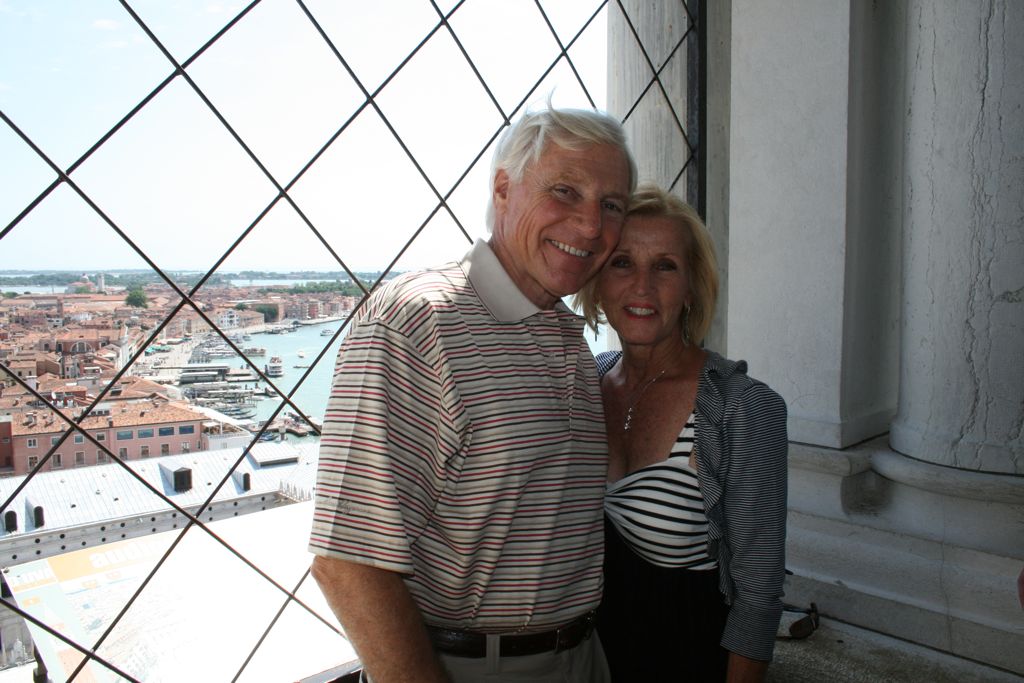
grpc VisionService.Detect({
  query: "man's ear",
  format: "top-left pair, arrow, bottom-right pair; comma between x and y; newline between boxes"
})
493,169 -> 510,209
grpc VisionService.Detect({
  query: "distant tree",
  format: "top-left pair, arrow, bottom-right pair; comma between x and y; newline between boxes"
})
125,288 -> 148,308
257,281 -> 366,296
235,302 -> 249,310
0,273 -> 78,287
2,291 -> 18,299
74,286 -> 91,294
251,303 -> 279,322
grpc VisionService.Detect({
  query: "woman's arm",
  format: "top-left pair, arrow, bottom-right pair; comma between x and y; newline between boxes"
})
719,381 -> 789,662
727,651 -> 769,682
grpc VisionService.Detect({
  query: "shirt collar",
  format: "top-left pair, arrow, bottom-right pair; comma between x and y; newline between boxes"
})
460,239 -> 573,322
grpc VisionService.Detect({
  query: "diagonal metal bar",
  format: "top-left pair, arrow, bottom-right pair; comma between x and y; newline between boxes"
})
0,598 -> 141,682
0,119 -> 215,502
0,0 -> 263,242
228,0 -> 483,303
298,1 -> 473,246
614,0 -> 695,152
3,95 -> 348,445
0,113 -> 267,394
292,0 -> 621,434
117,0 -> 372,300
296,0 -> 512,289
685,0 -> 706,214
0,376 -> 344,681
669,154 -> 695,195
0,294 -> 199,514
65,0 -> 264,181
0,117 -> 344,681
0,166 -> 59,242
302,0 -> 606,296
6,0 -> 370,513
429,0 -> 510,125
0,112 -> 317,515
617,27 -> 691,127
351,118 -> 506,298
230,566 -> 333,682
0,367 -> 338,638
3,37 -> 367,677
530,0 -> 604,110
33,429 -> 342,680
1,2 -> 705,678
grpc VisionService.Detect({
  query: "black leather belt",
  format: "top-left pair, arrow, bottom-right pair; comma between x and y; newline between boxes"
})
426,611 -> 597,658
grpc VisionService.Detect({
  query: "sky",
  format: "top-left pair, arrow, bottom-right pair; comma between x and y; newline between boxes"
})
0,0 -> 612,274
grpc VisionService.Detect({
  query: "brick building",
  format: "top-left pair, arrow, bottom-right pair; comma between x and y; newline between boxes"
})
7,400 -> 209,475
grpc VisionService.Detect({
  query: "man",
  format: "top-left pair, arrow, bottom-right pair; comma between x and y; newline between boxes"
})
309,107 -> 636,682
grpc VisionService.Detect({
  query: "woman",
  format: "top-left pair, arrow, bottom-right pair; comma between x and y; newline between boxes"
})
576,184 -> 788,681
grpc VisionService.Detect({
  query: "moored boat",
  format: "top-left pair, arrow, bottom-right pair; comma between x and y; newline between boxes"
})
265,356 -> 284,377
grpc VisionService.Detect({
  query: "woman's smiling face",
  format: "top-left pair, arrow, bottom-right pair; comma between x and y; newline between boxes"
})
597,214 -> 692,349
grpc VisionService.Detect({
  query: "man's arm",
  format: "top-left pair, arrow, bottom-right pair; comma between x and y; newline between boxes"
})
311,555 -> 449,683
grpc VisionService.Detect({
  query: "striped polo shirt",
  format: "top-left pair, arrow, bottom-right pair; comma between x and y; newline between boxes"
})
309,240 -> 607,632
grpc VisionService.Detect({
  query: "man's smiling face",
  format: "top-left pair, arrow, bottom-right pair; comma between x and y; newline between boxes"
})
489,141 -> 631,309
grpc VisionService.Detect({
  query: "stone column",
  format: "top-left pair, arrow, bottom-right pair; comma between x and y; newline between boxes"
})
691,1 -> 1023,671
889,0 -> 1024,474
607,1 -> 691,194
724,0 -> 901,448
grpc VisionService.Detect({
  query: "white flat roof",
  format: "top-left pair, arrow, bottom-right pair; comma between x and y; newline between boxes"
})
0,442 -> 319,537
4,501 -> 357,682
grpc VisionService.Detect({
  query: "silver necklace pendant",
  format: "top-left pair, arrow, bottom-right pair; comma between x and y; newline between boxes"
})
622,370 -> 666,432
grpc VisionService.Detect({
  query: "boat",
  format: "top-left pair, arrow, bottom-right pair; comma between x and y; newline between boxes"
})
265,356 -> 284,377
321,328 -> 334,336
243,346 -> 267,357
210,402 -> 256,419
297,350 -> 306,358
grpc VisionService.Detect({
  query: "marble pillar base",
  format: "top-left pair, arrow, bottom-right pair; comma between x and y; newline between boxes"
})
784,438 -> 1024,674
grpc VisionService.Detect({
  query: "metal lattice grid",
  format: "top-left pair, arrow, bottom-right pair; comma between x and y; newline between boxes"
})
0,1 -> 704,679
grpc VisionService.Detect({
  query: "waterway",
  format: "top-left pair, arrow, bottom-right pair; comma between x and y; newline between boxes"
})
1,285 -> 71,294
1,284 -> 128,295
189,320 -> 347,430
188,315 -> 612,439
2,281 -> 328,294
228,278 -> 341,287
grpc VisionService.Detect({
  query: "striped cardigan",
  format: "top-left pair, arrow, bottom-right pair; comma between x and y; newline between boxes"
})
597,350 -> 788,661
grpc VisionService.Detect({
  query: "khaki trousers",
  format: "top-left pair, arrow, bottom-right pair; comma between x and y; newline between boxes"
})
360,631 -> 610,683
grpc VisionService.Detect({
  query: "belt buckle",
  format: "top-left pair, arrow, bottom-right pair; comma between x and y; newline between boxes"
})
553,623 -> 569,653
554,611 -> 594,653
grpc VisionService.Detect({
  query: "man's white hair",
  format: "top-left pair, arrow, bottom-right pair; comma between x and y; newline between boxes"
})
485,107 -> 637,231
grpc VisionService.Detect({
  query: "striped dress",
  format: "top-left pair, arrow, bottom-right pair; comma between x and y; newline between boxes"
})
604,413 -> 717,570
596,350 -> 789,666
309,240 -> 607,632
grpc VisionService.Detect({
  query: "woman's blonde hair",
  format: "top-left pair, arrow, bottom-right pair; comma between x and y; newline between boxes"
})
574,183 -> 719,345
